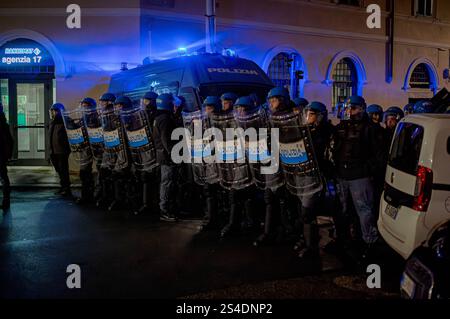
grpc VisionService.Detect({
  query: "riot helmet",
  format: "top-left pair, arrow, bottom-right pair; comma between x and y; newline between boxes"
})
366,104 -> 384,124
304,101 -> 327,126
384,106 -> 404,130
267,87 -> 291,113
343,95 -> 366,121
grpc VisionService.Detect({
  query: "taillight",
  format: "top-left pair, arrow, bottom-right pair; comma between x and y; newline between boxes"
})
412,166 -> 433,212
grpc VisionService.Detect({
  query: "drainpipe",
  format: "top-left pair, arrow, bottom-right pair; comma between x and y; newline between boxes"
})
205,0 -> 216,53
386,0 -> 394,83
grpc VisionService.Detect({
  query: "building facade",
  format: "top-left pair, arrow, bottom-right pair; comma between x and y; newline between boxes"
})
0,0 -> 449,165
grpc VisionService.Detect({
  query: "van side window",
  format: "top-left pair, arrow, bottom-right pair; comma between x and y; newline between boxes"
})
388,123 -> 424,176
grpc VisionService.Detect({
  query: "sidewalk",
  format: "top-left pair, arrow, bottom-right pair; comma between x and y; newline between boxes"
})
5,166 -> 81,188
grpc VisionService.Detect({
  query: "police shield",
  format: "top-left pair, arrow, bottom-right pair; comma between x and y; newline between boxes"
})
210,111 -> 253,190
182,110 -> 219,186
83,108 -> 104,161
269,109 -> 322,196
100,108 -> 129,171
120,107 -> 158,172
62,107 -> 92,169
234,106 -> 284,191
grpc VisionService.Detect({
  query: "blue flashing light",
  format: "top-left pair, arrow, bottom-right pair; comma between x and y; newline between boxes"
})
222,48 -> 237,57
178,47 -> 188,56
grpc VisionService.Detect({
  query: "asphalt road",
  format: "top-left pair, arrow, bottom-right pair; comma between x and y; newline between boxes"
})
0,189 -> 404,299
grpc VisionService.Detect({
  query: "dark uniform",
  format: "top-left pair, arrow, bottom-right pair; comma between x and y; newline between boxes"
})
49,103 -> 71,196
0,103 -> 13,210
153,93 -> 178,221
332,96 -> 381,255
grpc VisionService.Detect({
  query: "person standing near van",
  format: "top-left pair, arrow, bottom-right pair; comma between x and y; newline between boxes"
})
332,96 -> 380,259
49,103 -> 72,197
153,93 -> 178,222
0,102 -> 13,210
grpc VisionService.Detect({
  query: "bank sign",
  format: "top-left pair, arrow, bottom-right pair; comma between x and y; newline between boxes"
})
0,38 -> 54,67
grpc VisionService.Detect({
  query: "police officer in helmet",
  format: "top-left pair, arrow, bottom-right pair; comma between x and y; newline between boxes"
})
76,97 -> 97,204
153,93 -> 178,222
332,96 -> 380,259
384,106 -> 404,145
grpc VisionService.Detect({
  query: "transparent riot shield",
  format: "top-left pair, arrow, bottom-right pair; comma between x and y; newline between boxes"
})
210,111 -> 253,190
269,109 -> 322,197
83,108 -> 104,161
100,108 -> 129,172
62,107 -> 92,169
182,110 -> 219,186
234,106 -> 284,191
120,107 -> 158,172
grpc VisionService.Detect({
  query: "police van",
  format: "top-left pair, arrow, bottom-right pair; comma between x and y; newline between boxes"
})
108,53 -> 274,110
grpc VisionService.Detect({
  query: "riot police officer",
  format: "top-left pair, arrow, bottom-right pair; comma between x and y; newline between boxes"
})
295,101 -> 334,258
131,91 -> 160,216
233,93 -> 286,246
96,93 -> 116,208
76,97 -> 97,204
384,106 -> 404,145
197,96 -> 222,230
153,93 -> 178,222
332,96 -> 381,258
367,104 -> 383,125
102,96 -> 131,211
49,103 -> 71,197
212,93 -> 255,238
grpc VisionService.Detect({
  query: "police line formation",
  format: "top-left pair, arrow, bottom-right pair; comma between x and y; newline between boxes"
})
50,87 -> 429,260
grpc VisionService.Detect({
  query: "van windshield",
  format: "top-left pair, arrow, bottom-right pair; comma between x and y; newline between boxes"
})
388,122 -> 424,176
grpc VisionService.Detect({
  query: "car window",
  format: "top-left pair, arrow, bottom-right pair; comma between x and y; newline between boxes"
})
388,122 -> 424,176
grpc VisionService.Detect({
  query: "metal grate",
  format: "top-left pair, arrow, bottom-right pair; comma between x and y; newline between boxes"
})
410,63 -> 431,89
332,58 -> 357,108
267,52 -> 302,98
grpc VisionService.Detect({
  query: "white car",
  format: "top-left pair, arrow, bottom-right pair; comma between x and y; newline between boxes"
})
378,114 -> 450,260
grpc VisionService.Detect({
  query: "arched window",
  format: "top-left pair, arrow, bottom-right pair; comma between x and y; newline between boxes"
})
409,63 -> 431,89
267,52 -> 303,99
332,58 -> 358,107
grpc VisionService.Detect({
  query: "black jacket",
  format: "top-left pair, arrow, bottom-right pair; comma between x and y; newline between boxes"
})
309,120 -> 335,179
0,113 -> 13,165
332,116 -> 383,181
49,115 -> 71,155
152,110 -> 176,165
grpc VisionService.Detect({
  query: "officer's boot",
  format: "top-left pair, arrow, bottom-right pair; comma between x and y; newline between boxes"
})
200,196 -> 219,231
298,208 -> 320,259
136,182 -> 151,216
108,178 -> 124,211
220,199 -> 239,238
294,202 -> 305,251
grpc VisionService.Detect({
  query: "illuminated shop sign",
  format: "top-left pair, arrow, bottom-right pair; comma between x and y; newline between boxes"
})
0,38 -> 54,66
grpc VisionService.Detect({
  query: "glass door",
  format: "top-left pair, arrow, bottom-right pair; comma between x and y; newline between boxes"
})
16,83 -> 46,160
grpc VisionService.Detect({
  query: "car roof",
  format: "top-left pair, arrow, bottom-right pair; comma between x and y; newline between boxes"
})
403,113 -> 450,126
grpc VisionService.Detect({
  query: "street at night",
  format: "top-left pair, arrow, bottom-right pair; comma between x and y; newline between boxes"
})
1,189 -> 404,299
1,0 -> 450,313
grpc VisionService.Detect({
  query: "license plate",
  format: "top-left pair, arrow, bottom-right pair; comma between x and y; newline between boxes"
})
401,273 -> 416,298
385,204 -> 399,220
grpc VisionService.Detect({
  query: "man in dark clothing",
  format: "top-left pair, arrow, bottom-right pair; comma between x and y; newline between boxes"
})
0,102 -> 13,210
332,96 -> 381,257
49,103 -> 72,196
153,93 -> 178,221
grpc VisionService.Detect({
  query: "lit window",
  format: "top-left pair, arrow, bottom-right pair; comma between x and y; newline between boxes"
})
332,58 -> 357,108
410,63 -> 431,89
